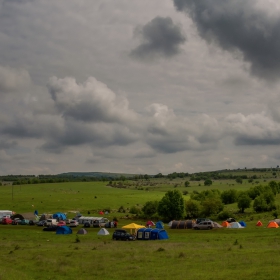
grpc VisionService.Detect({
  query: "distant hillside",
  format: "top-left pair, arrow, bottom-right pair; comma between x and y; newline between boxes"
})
56,172 -> 137,179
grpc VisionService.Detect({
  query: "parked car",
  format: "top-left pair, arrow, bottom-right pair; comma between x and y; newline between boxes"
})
195,218 -> 212,224
46,219 -> 58,226
69,220 -> 79,227
12,218 -> 21,225
20,219 -> 29,225
2,218 -> 13,225
83,222 -> 91,228
193,221 -> 214,230
112,229 -> 135,241
57,221 -> 66,227
36,220 -> 47,226
43,225 -> 58,231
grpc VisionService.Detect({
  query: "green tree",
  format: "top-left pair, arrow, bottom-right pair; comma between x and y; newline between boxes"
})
235,177 -> 243,184
237,194 -> 251,213
157,190 -> 185,221
201,198 -> 224,216
185,200 -> 201,218
184,181 -> 190,187
221,189 -> 238,204
204,179 -> 213,186
142,201 -> 159,218
253,195 -> 267,212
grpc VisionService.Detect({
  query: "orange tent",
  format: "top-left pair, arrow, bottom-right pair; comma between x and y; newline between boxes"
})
267,221 -> 279,228
256,221 -> 263,226
222,221 -> 229,227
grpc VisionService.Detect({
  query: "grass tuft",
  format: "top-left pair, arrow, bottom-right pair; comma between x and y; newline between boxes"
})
156,247 -> 165,252
178,252 -> 185,258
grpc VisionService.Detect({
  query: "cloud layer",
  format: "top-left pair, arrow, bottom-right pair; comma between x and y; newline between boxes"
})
1,0 -> 280,175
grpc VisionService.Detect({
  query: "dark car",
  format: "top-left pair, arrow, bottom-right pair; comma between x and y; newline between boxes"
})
83,222 -> 91,228
43,226 -> 58,231
112,229 -> 135,241
12,218 -> 21,225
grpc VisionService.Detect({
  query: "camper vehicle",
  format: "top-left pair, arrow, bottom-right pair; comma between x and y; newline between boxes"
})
0,210 -> 13,219
46,219 -> 58,226
93,218 -> 109,228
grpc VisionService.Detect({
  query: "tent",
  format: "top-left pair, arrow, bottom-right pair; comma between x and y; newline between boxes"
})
156,221 -> 164,229
273,219 -> 280,226
267,221 -> 279,228
239,221 -> 246,227
77,228 -> 87,235
56,226 -> 72,235
97,228 -> 109,235
53,212 -> 67,220
137,228 -> 153,240
228,222 -> 244,228
137,228 -> 168,240
222,221 -> 229,228
146,221 -> 155,227
168,221 -> 173,227
170,220 -> 193,229
122,223 -> 145,234
150,229 -> 169,240
256,220 -> 263,226
213,222 -> 223,228
99,211 -> 104,215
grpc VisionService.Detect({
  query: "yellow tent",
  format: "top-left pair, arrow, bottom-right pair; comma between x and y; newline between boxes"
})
122,223 -> 145,234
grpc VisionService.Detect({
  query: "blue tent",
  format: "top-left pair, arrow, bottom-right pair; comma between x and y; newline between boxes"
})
136,228 -> 168,240
239,221 -> 246,227
150,229 -> 168,240
56,226 -> 72,235
156,221 -> 164,229
53,212 -> 67,220
137,228 -> 153,240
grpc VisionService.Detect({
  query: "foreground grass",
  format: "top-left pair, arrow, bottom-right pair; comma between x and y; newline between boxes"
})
1,224 -> 280,280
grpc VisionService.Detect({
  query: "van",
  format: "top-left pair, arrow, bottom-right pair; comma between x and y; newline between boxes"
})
46,219 -> 58,226
93,218 -> 109,228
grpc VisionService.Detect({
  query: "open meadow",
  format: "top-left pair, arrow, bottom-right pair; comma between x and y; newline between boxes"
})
1,174 -> 280,280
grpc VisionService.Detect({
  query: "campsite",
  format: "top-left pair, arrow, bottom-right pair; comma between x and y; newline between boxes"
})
1,171 -> 280,279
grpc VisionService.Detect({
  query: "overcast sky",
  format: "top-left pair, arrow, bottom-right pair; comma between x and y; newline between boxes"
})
1,0 -> 280,175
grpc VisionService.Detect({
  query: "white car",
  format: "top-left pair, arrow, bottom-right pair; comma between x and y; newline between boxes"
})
69,220 -> 79,227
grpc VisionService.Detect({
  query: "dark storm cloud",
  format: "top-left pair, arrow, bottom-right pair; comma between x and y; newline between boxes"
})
235,137 -> 280,146
173,0 -> 280,80
130,16 -> 186,60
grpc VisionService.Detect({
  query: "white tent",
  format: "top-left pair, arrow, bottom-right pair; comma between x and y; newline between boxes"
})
97,228 -> 110,235
168,221 -> 173,227
228,222 -> 244,229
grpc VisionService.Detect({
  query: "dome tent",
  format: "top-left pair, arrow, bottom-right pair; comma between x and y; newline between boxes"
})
267,221 -> 279,228
53,212 -> 67,220
77,228 -> 87,234
97,228 -> 109,235
256,220 -> 263,226
56,226 -> 72,235
228,222 -> 244,228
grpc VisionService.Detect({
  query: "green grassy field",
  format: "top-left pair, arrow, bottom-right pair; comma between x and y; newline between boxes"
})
1,177 -> 280,279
